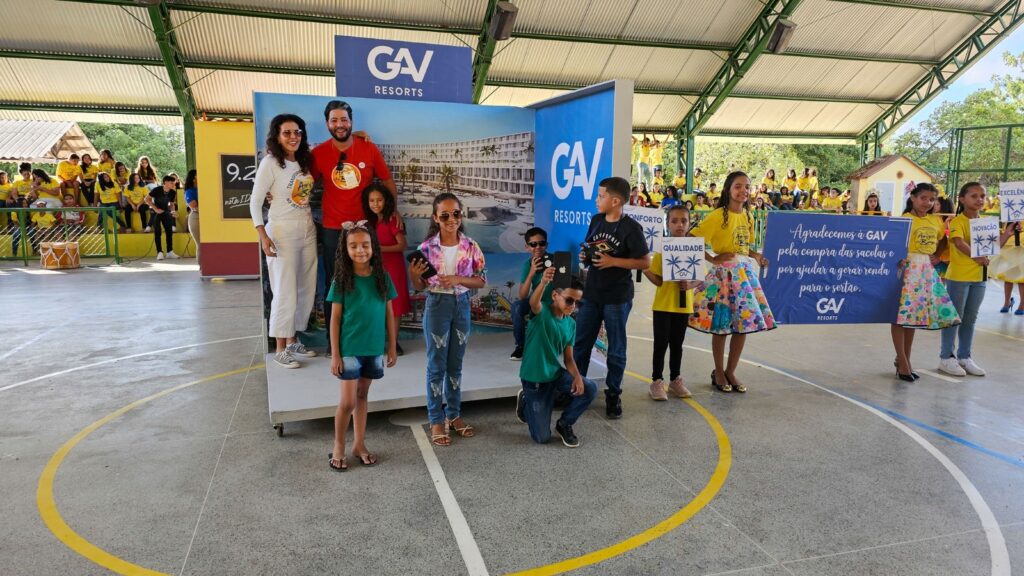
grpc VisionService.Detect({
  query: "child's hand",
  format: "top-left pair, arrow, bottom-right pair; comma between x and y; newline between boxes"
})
973,256 -> 990,267
529,256 -> 541,275
437,275 -> 460,289
386,346 -> 397,368
330,355 -> 342,377
540,266 -> 555,284
571,375 -> 585,396
409,258 -> 428,278
591,252 -> 617,269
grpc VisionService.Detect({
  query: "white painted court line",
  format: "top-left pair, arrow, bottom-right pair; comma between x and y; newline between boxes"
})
0,335 -> 261,393
0,325 -> 60,362
917,369 -> 964,384
410,425 -> 489,576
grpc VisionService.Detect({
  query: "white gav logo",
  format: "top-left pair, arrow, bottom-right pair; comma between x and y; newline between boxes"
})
551,138 -> 604,200
367,46 -> 433,82
816,297 -> 845,314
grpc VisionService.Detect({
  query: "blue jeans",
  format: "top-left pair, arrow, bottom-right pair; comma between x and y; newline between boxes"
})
424,292 -> 471,425
511,297 -> 530,347
521,371 -> 597,444
573,299 -> 632,396
940,280 -> 986,359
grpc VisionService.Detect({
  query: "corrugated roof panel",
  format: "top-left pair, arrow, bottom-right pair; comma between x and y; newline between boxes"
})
703,99 -> 885,135
510,0 -> 759,47
487,39 -> 615,87
737,55 -> 922,101
0,120 -> 73,161
173,0 -> 486,29
632,94 -> 696,130
0,0 -> 159,59
0,109 -> 181,126
478,86 -> 568,108
187,69 -> 335,114
0,58 -> 177,108
172,12 -> 476,71
633,48 -> 723,91
787,0 -> 979,62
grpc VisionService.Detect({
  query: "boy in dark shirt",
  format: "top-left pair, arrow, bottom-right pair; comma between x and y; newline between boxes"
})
145,175 -> 179,260
573,176 -> 651,419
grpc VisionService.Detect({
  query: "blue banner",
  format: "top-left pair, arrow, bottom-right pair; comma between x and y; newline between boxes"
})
335,36 -> 472,103
533,87 -> 616,252
761,213 -> 911,324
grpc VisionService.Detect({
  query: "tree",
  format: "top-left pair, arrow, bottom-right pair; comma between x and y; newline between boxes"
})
438,164 -> 458,191
790,144 -> 861,188
78,123 -> 186,177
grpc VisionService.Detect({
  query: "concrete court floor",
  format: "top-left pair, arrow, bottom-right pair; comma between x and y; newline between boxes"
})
1,258 -> 1023,576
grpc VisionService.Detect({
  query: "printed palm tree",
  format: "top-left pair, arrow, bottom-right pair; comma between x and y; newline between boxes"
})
429,150 -> 437,161
480,145 -> 497,159
454,149 -> 463,163
976,233 -> 999,255
438,164 -> 458,192
643,226 -> 660,251
408,162 -> 421,184
682,255 -> 702,278
1006,198 -> 1024,220
664,254 -> 682,280
505,281 -> 515,300
398,166 -> 411,192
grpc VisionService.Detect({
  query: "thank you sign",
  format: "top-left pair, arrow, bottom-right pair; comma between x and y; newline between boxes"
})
761,213 -> 910,324
335,36 -> 472,103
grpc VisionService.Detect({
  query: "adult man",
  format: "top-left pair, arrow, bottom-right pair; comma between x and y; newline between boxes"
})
310,100 -> 397,351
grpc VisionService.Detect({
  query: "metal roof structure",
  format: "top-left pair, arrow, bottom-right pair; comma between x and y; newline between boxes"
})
0,120 -> 98,163
1,0 -> 1022,169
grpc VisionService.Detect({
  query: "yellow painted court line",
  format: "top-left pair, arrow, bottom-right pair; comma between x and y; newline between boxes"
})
37,365 -> 263,576
506,368 -> 732,576
977,327 -> 1024,343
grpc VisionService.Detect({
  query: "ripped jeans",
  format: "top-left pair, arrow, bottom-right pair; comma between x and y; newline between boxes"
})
424,291 -> 472,425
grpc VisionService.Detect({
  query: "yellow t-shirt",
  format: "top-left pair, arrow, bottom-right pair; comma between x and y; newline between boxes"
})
693,175 -> 703,190
650,145 -> 664,166
0,182 -> 11,201
691,207 -> 754,255
97,182 -> 122,204
124,185 -> 149,204
761,177 -> 775,190
694,204 -> 713,214
782,177 -> 797,191
56,161 -> 82,182
905,213 -> 944,255
36,178 -> 62,200
672,175 -> 686,188
821,196 -> 843,211
639,144 -> 651,163
780,190 -> 794,203
808,177 -> 819,193
97,160 -> 116,178
13,177 -> 32,199
80,164 -> 99,182
32,212 -> 56,228
796,176 -> 812,191
650,252 -> 695,314
946,214 -> 983,282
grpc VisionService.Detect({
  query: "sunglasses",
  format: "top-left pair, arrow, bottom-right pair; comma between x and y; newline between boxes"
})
281,129 -> 303,138
438,210 -> 463,221
527,240 -> 547,248
335,152 -> 348,171
561,296 -> 578,307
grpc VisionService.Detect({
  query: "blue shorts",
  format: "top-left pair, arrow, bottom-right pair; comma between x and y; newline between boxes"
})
338,355 -> 384,380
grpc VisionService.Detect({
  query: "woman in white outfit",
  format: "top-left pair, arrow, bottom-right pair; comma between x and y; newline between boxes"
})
250,114 -> 319,368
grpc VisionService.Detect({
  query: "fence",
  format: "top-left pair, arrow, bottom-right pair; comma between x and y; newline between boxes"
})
0,207 -> 121,265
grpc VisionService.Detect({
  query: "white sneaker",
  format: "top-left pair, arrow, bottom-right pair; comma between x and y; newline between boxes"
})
144,226 -> 152,233
286,342 -> 316,358
156,252 -> 165,261
166,251 -> 180,259
958,357 -> 986,376
938,357 -> 967,377
274,350 -> 300,369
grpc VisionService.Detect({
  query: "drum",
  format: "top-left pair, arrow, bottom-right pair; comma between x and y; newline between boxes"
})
40,241 -> 80,270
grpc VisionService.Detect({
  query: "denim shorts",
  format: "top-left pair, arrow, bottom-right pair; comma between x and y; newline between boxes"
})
338,355 -> 384,380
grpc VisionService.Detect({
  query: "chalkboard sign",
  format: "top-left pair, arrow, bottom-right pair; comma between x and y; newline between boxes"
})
221,154 -> 257,219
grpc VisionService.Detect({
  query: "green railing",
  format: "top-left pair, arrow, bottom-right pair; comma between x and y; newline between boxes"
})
0,207 -> 121,265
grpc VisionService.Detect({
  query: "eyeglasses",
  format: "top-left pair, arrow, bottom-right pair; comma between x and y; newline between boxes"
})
527,240 -> 548,248
561,296 -> 578,307
281,129 -> 303,138
439,210 -> 463,221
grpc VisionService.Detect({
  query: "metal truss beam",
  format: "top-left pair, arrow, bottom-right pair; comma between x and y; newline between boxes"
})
829,0 -> 994,17
471,0 -> 501,103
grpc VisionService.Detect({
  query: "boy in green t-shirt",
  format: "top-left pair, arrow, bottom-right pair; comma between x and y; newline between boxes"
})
511,226 -> 552,361
515,268 -> 596,448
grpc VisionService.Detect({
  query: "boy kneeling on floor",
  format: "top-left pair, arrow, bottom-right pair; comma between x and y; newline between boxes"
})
515,268 -> 596,448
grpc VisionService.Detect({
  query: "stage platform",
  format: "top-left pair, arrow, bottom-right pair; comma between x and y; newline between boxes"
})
266,332 -> 607,435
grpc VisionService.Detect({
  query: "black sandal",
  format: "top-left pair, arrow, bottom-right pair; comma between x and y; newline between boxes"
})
354,452 -> 378,466
724,372 -> 747,393
711,370 -> 732,393
328,452 -> 348,471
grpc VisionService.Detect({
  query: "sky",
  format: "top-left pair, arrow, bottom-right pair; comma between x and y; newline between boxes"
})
894,24 -> 1024,137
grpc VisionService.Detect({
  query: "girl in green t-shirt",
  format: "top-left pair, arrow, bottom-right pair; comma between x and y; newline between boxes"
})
327,223 -> 398,471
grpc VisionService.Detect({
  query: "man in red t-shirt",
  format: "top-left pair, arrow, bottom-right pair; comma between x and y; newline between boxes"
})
311,100 -> 397,352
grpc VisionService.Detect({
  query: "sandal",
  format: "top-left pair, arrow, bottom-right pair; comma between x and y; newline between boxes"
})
448,418 -> 475,438
353,452 -> 378,466
724,372 -> 747,393
711,370 -> 732,393
430,424 -> 451,446
328,452 -> 348,471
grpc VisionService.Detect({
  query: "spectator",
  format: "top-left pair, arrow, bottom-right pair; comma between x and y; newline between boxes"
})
79,154 -> 99,207
97,149 -> 116,179
30,169 -> 62,208
123,172 -> 151,233
136,156 -> 158,186
146,175 -> 179,260
96,172 -> 127,233
184,169 -> 199,256
56,154 -> 82,199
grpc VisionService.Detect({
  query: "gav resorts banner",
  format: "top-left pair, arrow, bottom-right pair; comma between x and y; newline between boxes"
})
335,35 -> 472,103
532,81 -> 633,253
761,212 -> 911,324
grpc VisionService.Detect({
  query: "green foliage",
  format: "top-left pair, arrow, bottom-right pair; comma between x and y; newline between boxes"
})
790,144 -> 861,188
78,123 -> 186,177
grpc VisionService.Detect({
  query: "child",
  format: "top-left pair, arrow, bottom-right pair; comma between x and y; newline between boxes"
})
862,193 -> 884,215
327,222 -> 398,471
30,201 -> 57,253
892,183 -> 960,381
79,154 -> 99,207
515,269 -> 596,447
96,172 -> 127,233
782,168 -> 798,197
991,221 -> 1024,314
573,176 -> 650,419
510,227 -> 550,360
706,182 -> 719,204
31,169 -> 62,207
409,192 -> 486,446
60,194 -> 84,230
689,171 -> 775,393
939,182 -> 1020,376
362,183 -> 409,354
821,188 -> 843,213
146,175 -> 179,260
778,186 -> 795,210
643,205 -> 695,400
123,173 -> 151,233
660,186 -> 680,209
56,154 -> 82,198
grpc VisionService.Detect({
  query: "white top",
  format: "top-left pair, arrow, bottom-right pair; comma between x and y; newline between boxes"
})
249,155 -> 314,227
431,245 -> 460,294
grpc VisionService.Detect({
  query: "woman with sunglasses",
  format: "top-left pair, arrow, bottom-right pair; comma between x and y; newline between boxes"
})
409,192 -> 487,447
250,114 -> 318,369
